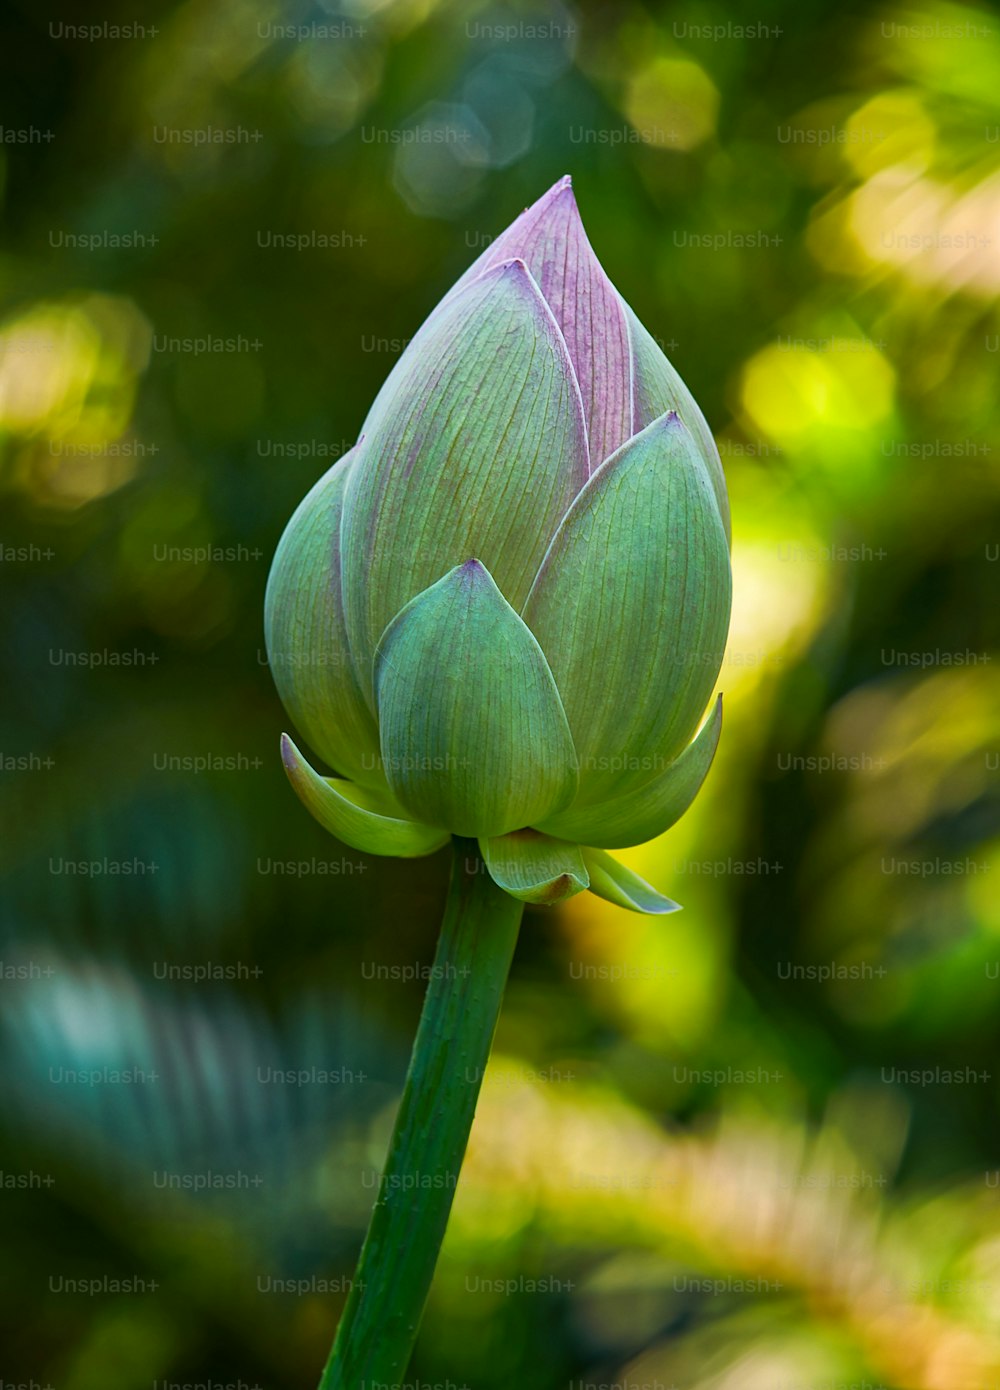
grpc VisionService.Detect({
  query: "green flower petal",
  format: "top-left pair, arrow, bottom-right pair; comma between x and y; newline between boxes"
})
625,302 -> 731,545
342,258 -> 589,705
374,560 -> 578,839
539,696 -> 723,848
582,848 -> 681,915
264,449 -> 384,789
479,829 -> 589,905
280,734 -> 448,858
523,410 -> 731,813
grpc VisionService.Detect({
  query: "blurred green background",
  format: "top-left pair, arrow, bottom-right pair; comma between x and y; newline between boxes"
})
1,0 -> 999,1386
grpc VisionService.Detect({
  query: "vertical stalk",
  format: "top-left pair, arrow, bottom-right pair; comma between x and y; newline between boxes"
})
319,838 -> 524,1389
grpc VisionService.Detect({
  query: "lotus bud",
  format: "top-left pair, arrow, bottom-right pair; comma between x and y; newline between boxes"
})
265,177 -> 732,913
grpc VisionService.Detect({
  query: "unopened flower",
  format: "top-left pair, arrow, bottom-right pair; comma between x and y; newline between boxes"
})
265,177 -> 731,913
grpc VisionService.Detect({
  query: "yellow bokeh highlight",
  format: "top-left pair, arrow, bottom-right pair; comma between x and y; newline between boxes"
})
0,295 -> 151,508
843,89 -> 937,179
0,308 -> 103,435
868,0 -> 1000,108
625,56 -> 719,151
848,165 -> 1000,295
740,338 -> 895,442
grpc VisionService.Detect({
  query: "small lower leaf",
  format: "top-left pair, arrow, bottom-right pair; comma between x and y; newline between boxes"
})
582,848 -> 681,915
281,734 -> 448,858
480,829 -> 589,905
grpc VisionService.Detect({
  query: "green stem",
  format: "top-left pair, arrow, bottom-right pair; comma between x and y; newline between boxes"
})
319,838 -> 524,1389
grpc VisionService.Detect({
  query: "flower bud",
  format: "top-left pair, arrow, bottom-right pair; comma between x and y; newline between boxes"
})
265,177 -> 732,912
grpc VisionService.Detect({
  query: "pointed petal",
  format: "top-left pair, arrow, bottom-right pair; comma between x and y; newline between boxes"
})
583,848 -> 681,915
625,303 -> 731,543
280,734 -> 448,858
374,560 -> 578,839
342,259 -> 588,703
264,449 -> 385,789
540,695 -> 723,848
522,410 -> 731,812
450,176 -> 633,466
480,829 -> 588,905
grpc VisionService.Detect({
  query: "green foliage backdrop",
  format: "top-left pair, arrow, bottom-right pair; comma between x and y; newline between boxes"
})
1,0 -> 998,1386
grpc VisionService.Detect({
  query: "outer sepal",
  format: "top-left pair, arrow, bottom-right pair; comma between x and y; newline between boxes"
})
539,696 -> 723,848
582,848 -> 681,915
523,410 -> 731,812
374,561 -> 578,839
479,829 -> 589,905
281,734 -> 448,858
264,449 -> 384,788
